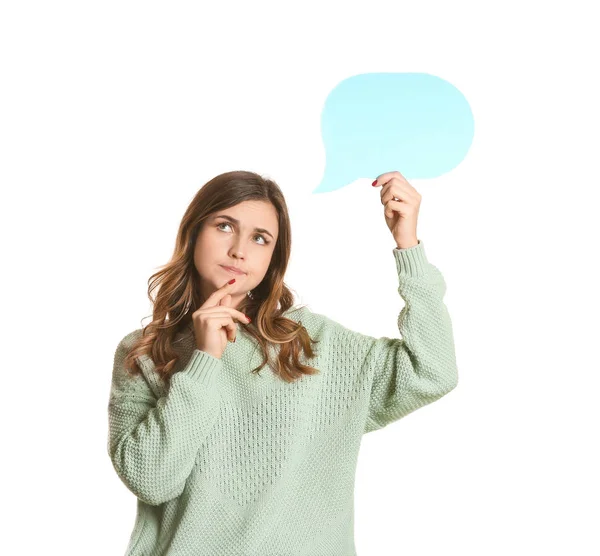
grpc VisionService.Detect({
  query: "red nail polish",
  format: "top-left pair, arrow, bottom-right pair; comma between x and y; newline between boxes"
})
228,278 -> 236,284
372,180 -> 378,186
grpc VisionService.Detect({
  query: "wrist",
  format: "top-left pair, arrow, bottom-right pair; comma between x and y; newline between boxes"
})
395,239 -> 419,250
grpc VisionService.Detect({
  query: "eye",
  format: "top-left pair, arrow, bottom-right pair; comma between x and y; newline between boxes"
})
216,222 -> 270,245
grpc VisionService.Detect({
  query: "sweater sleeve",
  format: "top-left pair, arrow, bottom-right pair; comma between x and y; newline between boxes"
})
362,240 -> 459,433
325,240 -> 459,434
107,331 -> 223,505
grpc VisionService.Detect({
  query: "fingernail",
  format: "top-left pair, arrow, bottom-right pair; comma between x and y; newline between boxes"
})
228,278 -> 236,284
372,180 -> 378,186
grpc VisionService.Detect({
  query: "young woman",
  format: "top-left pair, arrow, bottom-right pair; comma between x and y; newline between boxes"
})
107,169 -> 459,556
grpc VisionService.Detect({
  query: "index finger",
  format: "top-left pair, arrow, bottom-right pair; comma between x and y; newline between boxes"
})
203,278 -> 237,307
372,170 -> 405,187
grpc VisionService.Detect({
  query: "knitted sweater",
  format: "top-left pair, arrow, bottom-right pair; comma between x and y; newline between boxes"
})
107,240 -> 459,556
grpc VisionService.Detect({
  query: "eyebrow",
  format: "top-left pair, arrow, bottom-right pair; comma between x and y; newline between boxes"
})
211,214 -> 275,240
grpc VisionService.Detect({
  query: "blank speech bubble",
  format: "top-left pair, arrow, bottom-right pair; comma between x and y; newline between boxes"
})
313,72 -> 474,193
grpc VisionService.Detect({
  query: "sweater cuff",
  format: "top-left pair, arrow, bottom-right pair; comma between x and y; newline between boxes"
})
182,349 -> 222,386
392,240 -> 429,277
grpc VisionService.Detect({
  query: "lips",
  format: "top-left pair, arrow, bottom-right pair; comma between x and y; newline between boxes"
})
220,265 -> 246,275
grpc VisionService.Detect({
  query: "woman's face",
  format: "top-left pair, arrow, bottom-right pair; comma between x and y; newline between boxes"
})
194,200 -> 279,310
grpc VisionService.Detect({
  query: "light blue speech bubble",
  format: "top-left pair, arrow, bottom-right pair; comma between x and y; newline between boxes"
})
314,72 -> 474,193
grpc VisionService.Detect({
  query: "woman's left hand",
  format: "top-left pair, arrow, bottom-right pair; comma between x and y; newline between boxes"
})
372,170 -> 421,249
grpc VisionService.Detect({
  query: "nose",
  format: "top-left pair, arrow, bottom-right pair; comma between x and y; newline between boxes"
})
230,245 -> 244,258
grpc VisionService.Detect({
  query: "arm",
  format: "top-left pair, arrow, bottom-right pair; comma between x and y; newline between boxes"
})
364,241 -> 459,432
325,241 -> 458,433
107,331 -> 222,505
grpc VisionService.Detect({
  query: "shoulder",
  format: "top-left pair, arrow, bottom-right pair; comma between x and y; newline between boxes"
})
284,305 -> 340,339
282,306 -> 378,372
113,328 -> 149,371
115,328 -> 144,355
286,305 -> 378,353
120,327 -> 143,344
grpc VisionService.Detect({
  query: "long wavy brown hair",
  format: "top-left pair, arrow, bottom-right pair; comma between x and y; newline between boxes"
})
123,170 -> 321,385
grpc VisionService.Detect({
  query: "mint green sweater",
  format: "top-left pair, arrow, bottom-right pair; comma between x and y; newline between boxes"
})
107,240 -> 459,556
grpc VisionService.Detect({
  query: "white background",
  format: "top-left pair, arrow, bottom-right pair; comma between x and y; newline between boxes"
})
1,1 -> 599,554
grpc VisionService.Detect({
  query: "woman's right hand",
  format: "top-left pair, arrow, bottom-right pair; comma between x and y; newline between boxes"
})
191,278 -> 252,360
